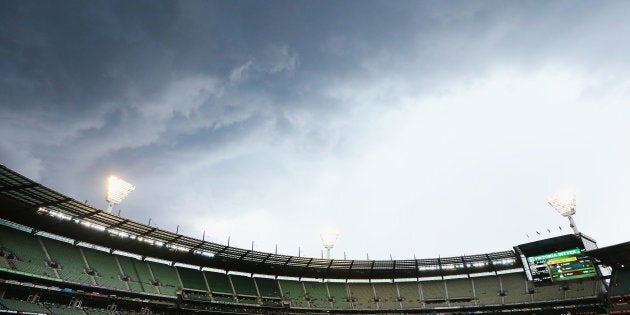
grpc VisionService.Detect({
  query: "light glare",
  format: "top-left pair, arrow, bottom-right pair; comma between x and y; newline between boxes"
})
548,190 -> 576,217
106,176 -> 135,205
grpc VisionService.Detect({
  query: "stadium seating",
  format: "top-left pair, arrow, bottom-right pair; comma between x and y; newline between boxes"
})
348,283 -> 377,309
0,225 -> 55,278
445,277 -> 474,306
0,221 -> 609,313
373,282 -> 401,309
47,305 -> 87,315
500,272 -> 531,304
326,282 -> 353,309
147,260 -> 181,296
565,279 -> 599,299
254,277 -> 282,298
278,279 -> 308,308
82,247 -> 128,290
471,275 -> 502,305
0,298 -> 50,314
302,280 -> 331,309
117,255 -> 159,294
41,238 -> 93,284
230,274 -> 259,296
204,270 -> 234,295
420,280 -> 448,307
176,266 -> 208,291
396,281 -> 422,308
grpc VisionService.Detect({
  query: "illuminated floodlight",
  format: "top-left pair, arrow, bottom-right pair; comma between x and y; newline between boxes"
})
547,190 -> 579,234
320,227 -> 339,259
106,175 -> 135,213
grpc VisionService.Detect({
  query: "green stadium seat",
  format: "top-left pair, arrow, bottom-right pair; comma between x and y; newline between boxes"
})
278,279 -> 308,308
419,280 -> 448,307
254,277 -> 281,298
147,261 -> 181,296
373,282 -> 401,310
204,271 -> 233,295
326,282 -> 352,309
0,298 -> 50,314
303,280 -> 331,309
445,277 -> 475,307
396,282 -> 421,309
117,255 -> 159,294
47,305 -> 87,315
0,225 -> 55,278
176,266 -> 207,291
41,238 -> 93,284
230,274 -> 258,296
565,279 -> 599,299
82,247 -> 128,290
472,275 -> 502,305
500,273 -> 531,304
348,283 -> 377,309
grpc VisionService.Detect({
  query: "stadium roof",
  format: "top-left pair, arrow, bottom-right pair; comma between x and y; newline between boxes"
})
0,164 -> 520,279
586,241 -> 630,267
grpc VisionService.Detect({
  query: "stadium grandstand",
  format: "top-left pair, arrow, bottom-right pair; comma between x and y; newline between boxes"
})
0,164 -> 627,314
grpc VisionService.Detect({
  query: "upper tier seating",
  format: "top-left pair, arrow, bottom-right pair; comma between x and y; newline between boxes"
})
230,274 -> 258,296
41,238 -> 92,284
176,266 -> 207,291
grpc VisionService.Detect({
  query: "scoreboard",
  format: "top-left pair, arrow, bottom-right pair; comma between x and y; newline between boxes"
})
527,248 -> 597,285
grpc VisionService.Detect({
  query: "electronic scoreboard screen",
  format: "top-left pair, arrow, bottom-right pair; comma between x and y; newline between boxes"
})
526,248 -> 597,285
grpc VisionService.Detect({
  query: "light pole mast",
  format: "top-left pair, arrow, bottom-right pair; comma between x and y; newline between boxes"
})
548,190 -> 579,234
106,175 -> 135,214
320,228 -> 339,259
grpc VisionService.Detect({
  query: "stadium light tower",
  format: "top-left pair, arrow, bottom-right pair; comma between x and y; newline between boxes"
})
320,227 -> 339,259
548,190 -> 579,234
106,175 -> 135,213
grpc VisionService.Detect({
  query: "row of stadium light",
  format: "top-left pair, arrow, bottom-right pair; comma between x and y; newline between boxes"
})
37,207 -> 212,257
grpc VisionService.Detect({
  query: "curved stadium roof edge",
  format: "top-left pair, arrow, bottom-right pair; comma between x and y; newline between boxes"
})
0,164 -> 521,279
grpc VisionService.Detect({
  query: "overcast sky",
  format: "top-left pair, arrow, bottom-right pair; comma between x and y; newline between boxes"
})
2,0 -> 630,260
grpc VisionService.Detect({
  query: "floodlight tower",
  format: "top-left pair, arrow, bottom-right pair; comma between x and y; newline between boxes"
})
106,175 -> 135,213
548,190 -> 579,234
320,228 -> 339,259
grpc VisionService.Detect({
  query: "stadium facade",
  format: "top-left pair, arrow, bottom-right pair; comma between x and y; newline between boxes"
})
0,164 -> 628,315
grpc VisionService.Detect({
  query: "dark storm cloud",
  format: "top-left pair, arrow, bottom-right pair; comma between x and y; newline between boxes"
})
2,0 -> 630,257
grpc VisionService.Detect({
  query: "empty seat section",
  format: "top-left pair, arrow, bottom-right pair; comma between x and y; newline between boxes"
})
420,280 -> 447,307
47,305 -> 87,315
278,280 -> 308,308
148,261 -> 180,296
472,276 -> 502,305
117,256 -> 158,294
446,278 -> 475,307
177,267 -> 207,291
565,279 -> 599,299
303,281 -> 331,309
230,274 -> 258,296
41,238 -> 92,284
396,282 -> 421,308
326,282 -> 352,309
82,248 -> 127,290
532,283 -> 565,302
373,282 -> 401,310
0,226 -> 53,277
348,283 -> 376,310
446,278 -> 473,298
500,273 -> 531,304
204,271 -> 233,295
0,298 -> 50,314
255,277 -> 281,298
